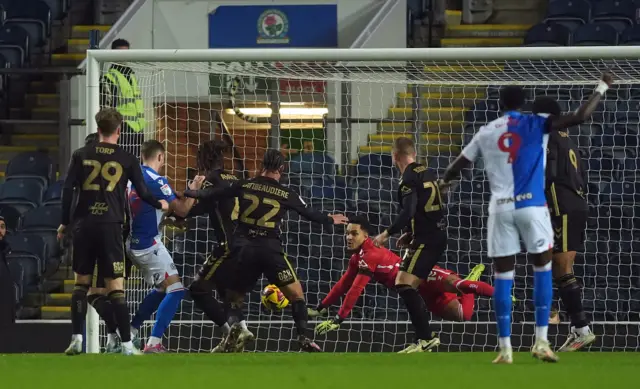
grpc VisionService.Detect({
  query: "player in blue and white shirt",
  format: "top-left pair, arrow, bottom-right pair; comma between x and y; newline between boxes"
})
126,140 -> 203,353
440,72 -> 613,364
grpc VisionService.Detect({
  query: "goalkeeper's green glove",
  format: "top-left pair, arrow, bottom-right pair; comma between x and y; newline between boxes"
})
307,306 -> 328,317
314,316 -> 343,335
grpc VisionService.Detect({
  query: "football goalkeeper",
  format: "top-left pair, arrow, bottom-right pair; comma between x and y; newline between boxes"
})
310,216 -> 494,340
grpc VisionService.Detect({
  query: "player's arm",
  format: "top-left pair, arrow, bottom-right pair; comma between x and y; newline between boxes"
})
168,176 -> 204,218
183,182 -> 240,201
315,258 -> 359,311
547,72 -> 613,131
60,152 -> 81,228
286,192 -> 347,225
127,158 -> 163,210
440,133 -> 479,188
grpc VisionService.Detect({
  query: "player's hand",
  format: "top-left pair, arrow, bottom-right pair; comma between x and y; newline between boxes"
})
189,175 -> 205,190
307,306 -> 328,317
372,230 -> 390,248
159,199 -> 170,212
437,179 -> 453,195
315,318 -> 341,335
396,232 -> 413,249
328,214 -> 349,225
601,71 -> 614,87
56,224 -> 66,241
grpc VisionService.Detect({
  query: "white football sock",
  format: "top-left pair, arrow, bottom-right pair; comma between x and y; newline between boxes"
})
130,327 -> 138,337
122,340 -> 133,349
71,334 -> 83,343
575,326 -> 591,336
499,337 -> 512,350
221,323 -> 231,335
536,326 -> 548,342
107,333 -> 118,345
147,336 -> 162,347
240,320 -> 248,331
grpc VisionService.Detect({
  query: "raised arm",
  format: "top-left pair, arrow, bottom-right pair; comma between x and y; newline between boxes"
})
548,72 -> 613,131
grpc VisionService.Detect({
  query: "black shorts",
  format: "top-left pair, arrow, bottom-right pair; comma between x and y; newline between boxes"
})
197,242 -> 238,291
551,211 -> 587,253
72,223 -> 125,280
230,244 -> 297,293
91,252 -> 133,288
400,235 -> 447,279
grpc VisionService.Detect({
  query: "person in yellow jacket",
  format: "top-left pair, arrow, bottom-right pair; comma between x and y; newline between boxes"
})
100,39 -> 146,160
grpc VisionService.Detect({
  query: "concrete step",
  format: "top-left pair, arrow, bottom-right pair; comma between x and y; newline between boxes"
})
26,93 -> 60,107
10,107 -> 59,120
440,37 -> 523,48
71,25 -> 111,39
29,81 -> 58,94
418,85 -> 485,95
378,120 -> 465,133
395,92 -> 484,108
0,145 -> 59,161
67,38 -> 89,53
6,122 -> 60,135
359,144 -> 460,155
445,24 -> 531,38
46,293 -> 72,307
11,134 -> 59,148
49,265 -> 73,281
41,306 -> 70,319
388,107 -> 466,121
368,132 -> 464,145
52,53 -> 85,66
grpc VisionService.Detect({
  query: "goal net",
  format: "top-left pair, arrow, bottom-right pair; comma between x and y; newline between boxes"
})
87,47 -> 640,353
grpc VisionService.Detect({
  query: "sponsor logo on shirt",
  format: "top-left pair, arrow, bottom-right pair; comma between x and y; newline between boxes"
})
497,192 -> 533,205
160,184 -> 172,196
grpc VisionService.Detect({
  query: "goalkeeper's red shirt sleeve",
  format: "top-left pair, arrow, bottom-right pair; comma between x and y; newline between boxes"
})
337,273 -> 372,319
321,255 -> 358,308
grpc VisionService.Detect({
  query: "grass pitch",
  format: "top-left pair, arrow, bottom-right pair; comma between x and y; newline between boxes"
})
1,353 -> 636,389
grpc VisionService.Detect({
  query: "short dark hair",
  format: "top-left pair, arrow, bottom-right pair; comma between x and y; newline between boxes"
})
348,215 -> 372,234
262,149 -> 285,172
141,140 -> 165,161
111,39 -> 130,49
197,140 -> 228,172
500,86 -> 526,111
95,108 -> 123,137
392,137 -> 415,156
532,96 -> 562,117
84,132 -> 98,146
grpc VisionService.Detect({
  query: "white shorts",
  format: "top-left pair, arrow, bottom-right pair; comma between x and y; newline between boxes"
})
127,241 -> 179,287
487,206 -> 553,258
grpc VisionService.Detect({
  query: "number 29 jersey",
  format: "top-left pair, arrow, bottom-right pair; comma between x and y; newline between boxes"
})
461,111 -> 550,214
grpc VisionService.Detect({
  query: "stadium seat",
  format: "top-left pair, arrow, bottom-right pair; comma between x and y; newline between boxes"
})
42,180 -> 62,205
5,233 -> 47,276
590,0 -> 636,32
620,24 -> 640,45
573,23 -> 619,45
357,153 -> 394,177
465,100 -> 500,124
0,178 -> 44,213
20,206 -> 60,231
600,181 -> 639,204
544,0 -> 590,31
288,152 -> 335,176
5,151 -> 53,185
428,155 -> 454,174
523,23 -> 571,46
0,24 -> 29,66
1,0 -> 51,47
7,259 -> 24,305
0,204 -> 22,232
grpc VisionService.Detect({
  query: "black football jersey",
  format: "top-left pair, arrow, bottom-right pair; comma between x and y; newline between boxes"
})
546,130 -> 588,214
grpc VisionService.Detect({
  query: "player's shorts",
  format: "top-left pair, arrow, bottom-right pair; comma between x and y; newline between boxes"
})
487,206 -> 553,258
551,211 -> 588,253
196,242 -> 237,291
399,234 -> 447,280
72,223 -> 125,280
424,292 -> 459,319
230,244 -> 297,293
127,241 -> 178,287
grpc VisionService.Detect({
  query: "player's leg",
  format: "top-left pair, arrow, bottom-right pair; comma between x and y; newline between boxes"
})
87,281 -> 120,353
396,242 -> 442,353
487,211 -> 521,364
441,271 -> 495,298
65,227 -> 94,355
553,213 -> 594,351
516,206 -> 558,362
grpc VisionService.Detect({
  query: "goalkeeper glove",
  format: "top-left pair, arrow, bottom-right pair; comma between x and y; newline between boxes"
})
315,316 -> 343,335
307,306 -> 328,317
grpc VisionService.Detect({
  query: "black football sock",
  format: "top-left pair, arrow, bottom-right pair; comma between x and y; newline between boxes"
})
87,294 -> 118,335
556,274 -> 589,329
71,283 -> 90,335
397,284 -> 433,341
108,290 -> 132,343
189,281 -> 228,327
291,299 -> 308,338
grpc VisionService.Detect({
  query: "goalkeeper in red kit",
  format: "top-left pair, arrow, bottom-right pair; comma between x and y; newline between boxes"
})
309,216 -> 495,335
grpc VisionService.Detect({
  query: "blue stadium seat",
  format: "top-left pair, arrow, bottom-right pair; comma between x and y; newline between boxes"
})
465,100 -> 500,124
357,153 -> 394,176
0,24 -> 29,67
573,23 -> 619,45
523,23 -> 571,46
544,0 -> 590,31
620,24 -> 640,45
591,0 -> 636,32
5,152 -> 53,185
1,0 -> 51,47
600,181 -> 639,204
5,233 -> 46,275
0,204 -> 21,232
42,179 -> 62,205
20,205 -> 60,231
288,152 -> 335,176
0,178 -> 44,213
7,259 -> 24,305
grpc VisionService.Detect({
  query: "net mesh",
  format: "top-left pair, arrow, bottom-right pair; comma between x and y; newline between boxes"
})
96,58 -> 640,352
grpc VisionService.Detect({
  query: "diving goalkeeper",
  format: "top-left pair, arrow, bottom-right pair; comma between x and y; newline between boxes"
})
310,216 -> 494,336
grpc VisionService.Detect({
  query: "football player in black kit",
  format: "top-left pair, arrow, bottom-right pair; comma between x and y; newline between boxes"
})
373,137 -> 446,353
183,149 -> 348,352
533,96 -> 595,351
58,108 -> 169,355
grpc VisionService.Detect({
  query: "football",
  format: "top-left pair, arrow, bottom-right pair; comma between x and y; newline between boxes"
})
261,284 -> 289,310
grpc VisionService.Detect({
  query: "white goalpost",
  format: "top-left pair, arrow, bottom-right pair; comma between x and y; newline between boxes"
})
85,47 -> 640,354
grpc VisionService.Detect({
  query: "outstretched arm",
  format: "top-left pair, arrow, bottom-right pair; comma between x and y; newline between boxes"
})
183,183 -> 239,201
319,262 -> 358,309
287,193 -> 334,225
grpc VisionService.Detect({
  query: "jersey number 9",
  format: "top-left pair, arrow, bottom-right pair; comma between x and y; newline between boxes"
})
83,160 -> 124,191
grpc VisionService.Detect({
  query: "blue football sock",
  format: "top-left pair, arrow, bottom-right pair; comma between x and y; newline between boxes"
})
493,271 -> 514,348
151,288 -> 185,339
534,262 -> 553,341
131,289 -> 165,330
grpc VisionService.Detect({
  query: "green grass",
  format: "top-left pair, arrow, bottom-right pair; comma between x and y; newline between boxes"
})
0,353 -> 637,388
